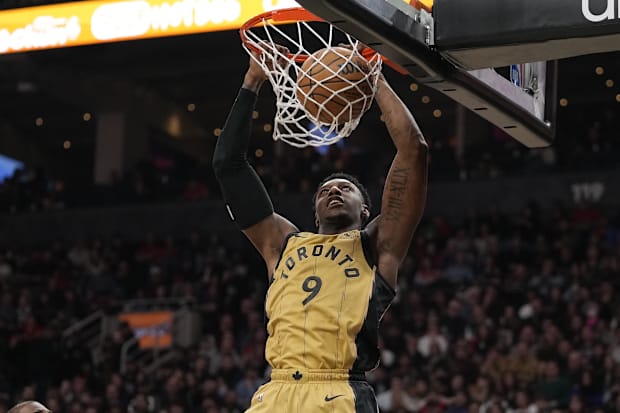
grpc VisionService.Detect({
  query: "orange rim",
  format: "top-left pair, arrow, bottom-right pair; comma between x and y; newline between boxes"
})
240,7 -> 408,74
240,8 -> 320,62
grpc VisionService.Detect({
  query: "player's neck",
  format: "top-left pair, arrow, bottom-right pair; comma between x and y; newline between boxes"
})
318,222 -> 360,235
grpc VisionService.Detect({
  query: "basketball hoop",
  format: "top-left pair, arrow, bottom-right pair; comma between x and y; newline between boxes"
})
240,7 -> 388,148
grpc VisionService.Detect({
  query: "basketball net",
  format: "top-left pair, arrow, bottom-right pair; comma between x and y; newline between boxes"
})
241,9 -> 382,148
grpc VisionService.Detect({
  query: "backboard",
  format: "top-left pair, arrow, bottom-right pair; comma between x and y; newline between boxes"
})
294,0 -> 618,148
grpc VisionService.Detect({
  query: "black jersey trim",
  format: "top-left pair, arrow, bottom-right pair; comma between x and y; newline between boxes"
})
349,380 -> 378,413
374,269 -> 396,297
271,232 -> 298,278
360,230 -> 396,295
360,230 -> 376,269
347,370 -> 368,382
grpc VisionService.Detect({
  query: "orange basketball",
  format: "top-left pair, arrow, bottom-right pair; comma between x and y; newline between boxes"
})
296,47 -> 374,125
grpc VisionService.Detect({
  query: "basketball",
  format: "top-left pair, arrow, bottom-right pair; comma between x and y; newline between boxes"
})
296,47 -> 374,125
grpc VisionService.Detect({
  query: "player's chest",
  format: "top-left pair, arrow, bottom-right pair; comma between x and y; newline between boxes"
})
268,242 -> 373,308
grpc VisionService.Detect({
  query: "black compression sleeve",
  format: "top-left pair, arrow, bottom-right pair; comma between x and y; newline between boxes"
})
212,87 -> 274,229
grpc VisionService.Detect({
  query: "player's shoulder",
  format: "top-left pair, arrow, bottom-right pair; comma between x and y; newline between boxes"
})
338,229 -> 362,240
282,231 -> 316,246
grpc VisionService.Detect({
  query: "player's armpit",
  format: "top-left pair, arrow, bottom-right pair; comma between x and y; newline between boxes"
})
363,215 -> 380,261
243,213 -> 299,277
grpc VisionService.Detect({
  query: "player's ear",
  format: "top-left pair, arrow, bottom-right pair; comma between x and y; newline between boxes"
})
315,212 -> 319,228
361,204 -> 370,222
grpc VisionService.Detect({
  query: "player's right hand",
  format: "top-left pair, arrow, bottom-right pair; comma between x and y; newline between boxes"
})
246,42 -> 289,84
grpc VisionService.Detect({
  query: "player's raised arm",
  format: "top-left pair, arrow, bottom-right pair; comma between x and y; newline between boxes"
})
372,75 -> 428,289
212,52 -> 298,274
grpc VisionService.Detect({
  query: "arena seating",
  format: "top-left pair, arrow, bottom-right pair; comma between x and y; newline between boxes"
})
1,205 -> 618,413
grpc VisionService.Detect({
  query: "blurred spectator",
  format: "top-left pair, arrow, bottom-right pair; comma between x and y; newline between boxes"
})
2,102 -> 619,214
534,361 -> 571,409
377,377 -> 424,412
0,204 -> 619,412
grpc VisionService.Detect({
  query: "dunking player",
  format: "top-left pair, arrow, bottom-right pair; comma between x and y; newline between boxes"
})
212,47 -> 428,412
7,401 -> 52,413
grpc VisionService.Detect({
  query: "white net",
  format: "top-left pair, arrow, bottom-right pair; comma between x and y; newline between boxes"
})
242,12 -> 382,148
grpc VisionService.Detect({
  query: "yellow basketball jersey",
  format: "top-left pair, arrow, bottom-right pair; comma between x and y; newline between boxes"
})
264,230 -> 395,372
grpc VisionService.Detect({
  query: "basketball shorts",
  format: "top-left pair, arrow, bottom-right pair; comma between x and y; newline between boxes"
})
245,369 -> 378,413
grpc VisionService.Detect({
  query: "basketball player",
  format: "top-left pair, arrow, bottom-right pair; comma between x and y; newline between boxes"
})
7,401 -> 51,413
212,47 -> 428,412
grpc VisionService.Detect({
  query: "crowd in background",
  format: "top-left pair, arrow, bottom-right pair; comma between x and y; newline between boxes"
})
1,103 -> 619,214
1,2 -> 619,412
1,203 -> 619,413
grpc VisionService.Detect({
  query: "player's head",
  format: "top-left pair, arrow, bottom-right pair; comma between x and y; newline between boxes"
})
313,172 -> 371,230
8,401 -> 51,413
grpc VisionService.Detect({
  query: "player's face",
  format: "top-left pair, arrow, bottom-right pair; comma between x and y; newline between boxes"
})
315,178 -> 368,228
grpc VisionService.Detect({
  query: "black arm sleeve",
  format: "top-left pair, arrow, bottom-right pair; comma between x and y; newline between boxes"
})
212,87 -> 274,229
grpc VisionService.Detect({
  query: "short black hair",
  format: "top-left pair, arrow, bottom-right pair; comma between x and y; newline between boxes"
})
313,172 -> 372,212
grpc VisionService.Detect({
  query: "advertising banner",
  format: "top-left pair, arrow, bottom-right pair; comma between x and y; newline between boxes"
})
118,311 -> 174,349
0,0 -> 300,54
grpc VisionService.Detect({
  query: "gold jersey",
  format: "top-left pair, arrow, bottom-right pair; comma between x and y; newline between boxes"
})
264,230 -> 395,373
